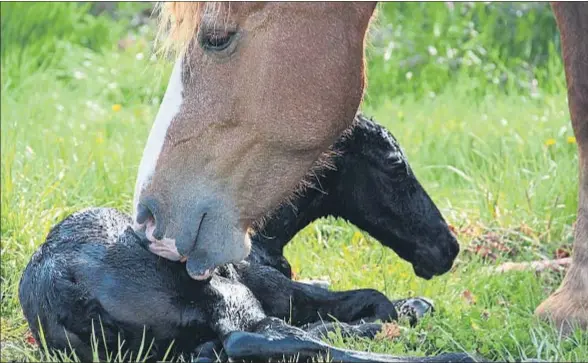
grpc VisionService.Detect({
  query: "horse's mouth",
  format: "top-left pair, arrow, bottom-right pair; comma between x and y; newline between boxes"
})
134,207 -> 248,282
142,234 -> 213,280
141,236 -> 213,280
131,222 -> 183,262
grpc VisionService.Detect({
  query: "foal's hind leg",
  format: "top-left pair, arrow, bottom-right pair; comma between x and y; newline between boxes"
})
222,317 -> 475,363
535,2 -> 588,333
191,340 -> 226,363
302,321 -> 385,340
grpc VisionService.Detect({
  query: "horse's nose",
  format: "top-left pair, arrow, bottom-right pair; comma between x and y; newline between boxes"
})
135,202 -> 152,224
136,196 -> 166,240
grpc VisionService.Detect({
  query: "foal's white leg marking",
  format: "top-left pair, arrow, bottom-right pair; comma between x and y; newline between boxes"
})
133,58 -> 185,218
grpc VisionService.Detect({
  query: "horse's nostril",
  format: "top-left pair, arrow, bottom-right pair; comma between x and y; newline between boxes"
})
137,197 -> 166,240
136,203 -> 152,225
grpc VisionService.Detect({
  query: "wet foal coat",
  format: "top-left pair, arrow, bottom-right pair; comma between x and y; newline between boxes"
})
20,116 -> 471,362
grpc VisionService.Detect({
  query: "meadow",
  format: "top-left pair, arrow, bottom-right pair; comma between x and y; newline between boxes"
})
1,2 -> 585,362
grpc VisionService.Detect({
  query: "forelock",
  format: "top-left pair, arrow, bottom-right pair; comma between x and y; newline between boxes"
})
155,2 -> 228,57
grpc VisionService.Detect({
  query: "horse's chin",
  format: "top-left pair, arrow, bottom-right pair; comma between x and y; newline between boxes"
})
145,239 -> 223,281
185,265 -> 213,280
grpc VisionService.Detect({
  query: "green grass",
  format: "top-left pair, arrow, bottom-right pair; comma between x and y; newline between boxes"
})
365,2 -> 564,104
1,2 -> 586,362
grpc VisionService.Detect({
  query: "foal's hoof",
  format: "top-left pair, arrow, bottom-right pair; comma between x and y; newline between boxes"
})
535,280 -> 588,335
394,297 -> 435,326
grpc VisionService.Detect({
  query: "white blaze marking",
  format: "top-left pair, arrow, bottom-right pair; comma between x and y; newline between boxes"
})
133,58 -> 185,217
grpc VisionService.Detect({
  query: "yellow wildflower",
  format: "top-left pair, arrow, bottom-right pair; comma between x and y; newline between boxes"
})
112,104 -> 122,112
567,136 -> 576,144
544,138 -> 556,147
351,231 -> 363,245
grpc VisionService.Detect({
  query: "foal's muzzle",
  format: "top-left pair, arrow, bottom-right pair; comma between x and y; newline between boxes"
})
411,230 -> 460,279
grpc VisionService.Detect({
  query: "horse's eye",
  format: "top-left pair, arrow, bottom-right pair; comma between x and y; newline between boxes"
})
199,30 -> 236,51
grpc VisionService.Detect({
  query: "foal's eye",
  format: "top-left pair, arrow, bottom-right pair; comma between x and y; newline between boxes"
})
199,30 -> 237,52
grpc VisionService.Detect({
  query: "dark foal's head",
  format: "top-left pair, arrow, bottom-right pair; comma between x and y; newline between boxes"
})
255,116 -> 460,279
133,2 -> 377,279
329,117 -> 459,279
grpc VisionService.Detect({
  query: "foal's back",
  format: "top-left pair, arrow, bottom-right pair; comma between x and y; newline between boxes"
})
18,208 -> 213,361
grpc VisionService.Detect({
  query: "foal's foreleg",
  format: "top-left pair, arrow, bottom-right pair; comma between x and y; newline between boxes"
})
536,2 -> 588,333
300,297 -> 434,341
238,264 -> 399,326
239,264 -> 435,329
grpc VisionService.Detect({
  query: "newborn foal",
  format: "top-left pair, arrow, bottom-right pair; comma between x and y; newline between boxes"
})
19,116 -> 471,362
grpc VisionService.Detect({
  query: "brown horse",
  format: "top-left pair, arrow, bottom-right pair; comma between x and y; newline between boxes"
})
132,2 -> 587,332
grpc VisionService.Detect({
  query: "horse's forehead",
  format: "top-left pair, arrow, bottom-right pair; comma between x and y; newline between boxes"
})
200,2 -> 355,22
200,2 -> 264,21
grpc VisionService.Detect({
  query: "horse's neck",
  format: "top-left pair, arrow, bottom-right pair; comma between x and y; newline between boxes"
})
250,176 -> 338,255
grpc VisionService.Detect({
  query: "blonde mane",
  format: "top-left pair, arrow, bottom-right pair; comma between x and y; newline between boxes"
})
155,2 -> 227,57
